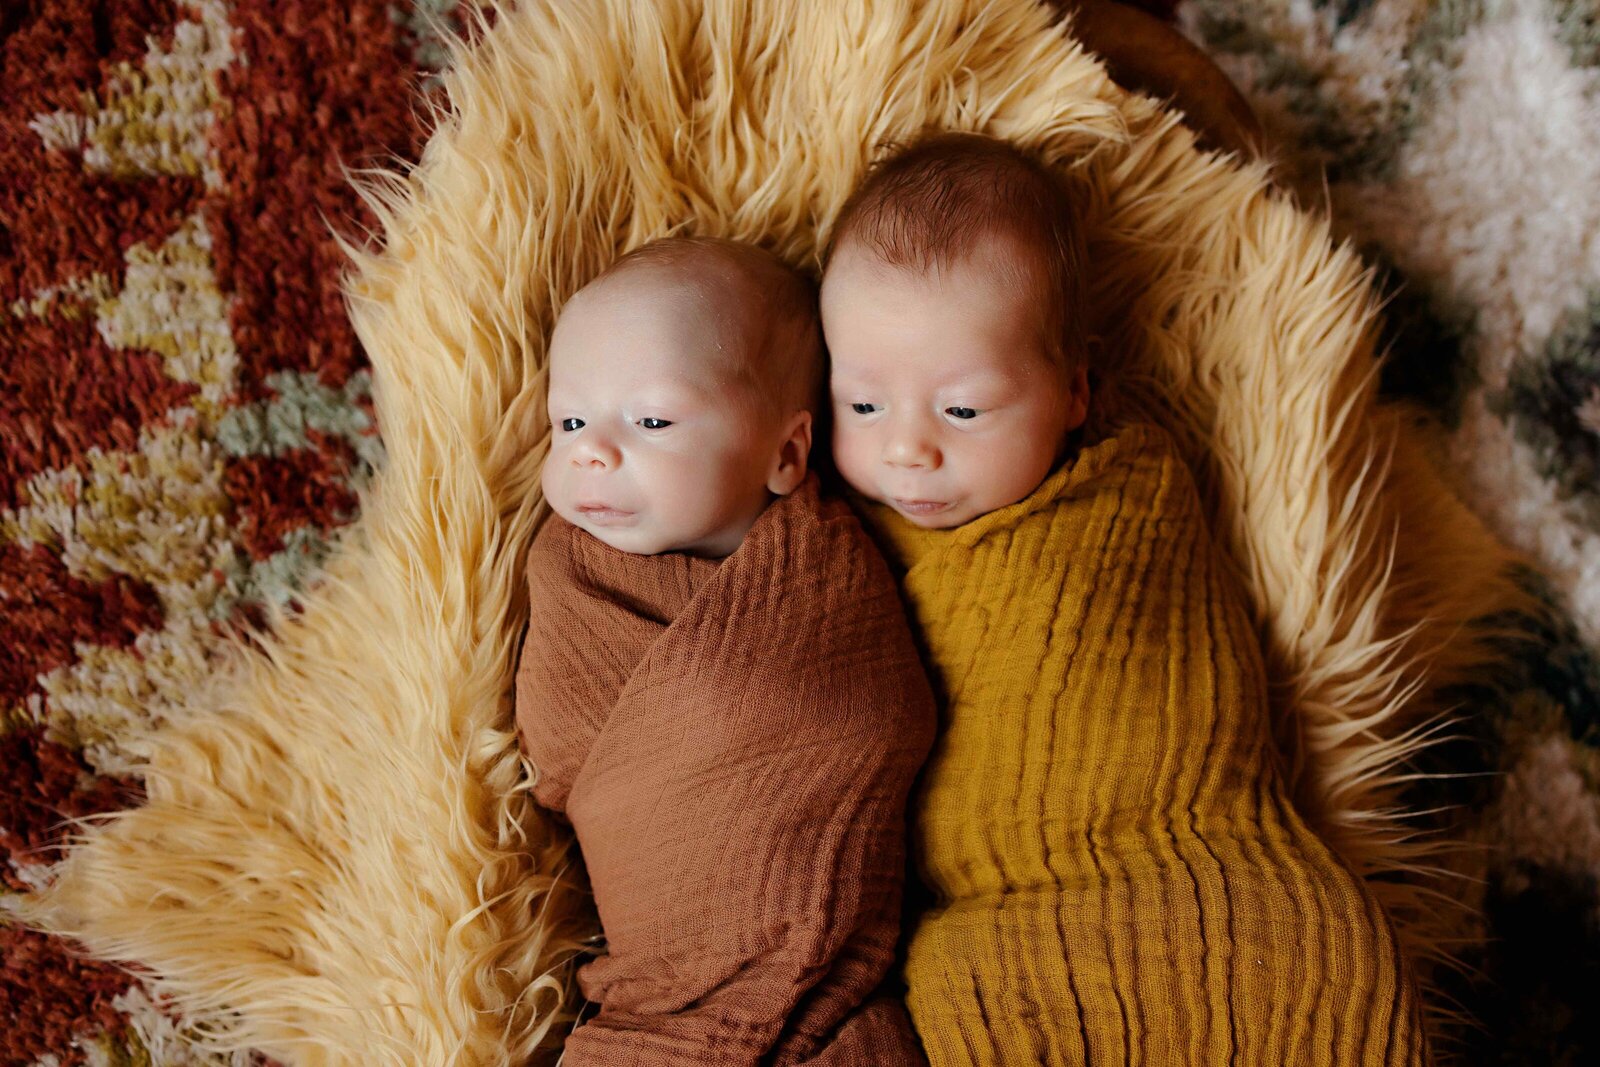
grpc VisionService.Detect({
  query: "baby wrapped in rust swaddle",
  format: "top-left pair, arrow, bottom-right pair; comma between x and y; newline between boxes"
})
515,237 -> 935,1066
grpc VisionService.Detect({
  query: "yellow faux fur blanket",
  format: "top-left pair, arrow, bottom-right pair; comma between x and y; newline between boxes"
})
16,1 -> 1523,1063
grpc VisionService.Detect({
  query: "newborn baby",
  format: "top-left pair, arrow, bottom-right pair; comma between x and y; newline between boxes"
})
515,236 -> 935,1066
820,134 -> 1430,1066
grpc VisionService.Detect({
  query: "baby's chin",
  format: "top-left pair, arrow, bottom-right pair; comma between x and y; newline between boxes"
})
577,523 -> 666,554
557,502 -> 749,558
554,503 -> 664,554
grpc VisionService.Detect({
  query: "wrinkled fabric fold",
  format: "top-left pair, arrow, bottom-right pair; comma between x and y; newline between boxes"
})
862,423 -> 1430,1067
516,475 -> 935,1066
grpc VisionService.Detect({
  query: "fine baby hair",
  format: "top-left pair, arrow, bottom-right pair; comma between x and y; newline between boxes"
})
827,131 -> 1091,369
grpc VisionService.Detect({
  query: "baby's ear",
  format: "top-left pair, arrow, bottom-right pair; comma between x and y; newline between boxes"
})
767,410 -> 813,496
1063,363 -> 1090,432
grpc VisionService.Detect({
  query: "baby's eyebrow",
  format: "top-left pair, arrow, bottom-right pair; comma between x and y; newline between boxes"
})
943,368 -> 1026,389
639,375 -> 713,399
829,361 -> 887,382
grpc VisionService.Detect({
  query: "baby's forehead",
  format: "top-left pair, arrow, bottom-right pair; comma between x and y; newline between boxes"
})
595,254 -> 769,329
554,267 -> 768,389
576,254 -> 704,310
824,237 -> 1059,380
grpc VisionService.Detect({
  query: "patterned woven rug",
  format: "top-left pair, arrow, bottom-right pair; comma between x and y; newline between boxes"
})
1184,2 -> 1600,1063
2,0 -> 1595,1063
2,1 -> 460,1061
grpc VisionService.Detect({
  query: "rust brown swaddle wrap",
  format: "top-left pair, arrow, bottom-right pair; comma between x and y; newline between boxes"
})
515,474 -> 936,1066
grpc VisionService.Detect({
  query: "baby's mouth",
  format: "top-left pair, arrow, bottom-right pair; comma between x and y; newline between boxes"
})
576,503 -> 636,526
892,498 -> 952,517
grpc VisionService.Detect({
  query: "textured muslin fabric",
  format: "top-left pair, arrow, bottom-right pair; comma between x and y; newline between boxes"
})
862,422 -> 1429,1067
515,475 -> 935,1066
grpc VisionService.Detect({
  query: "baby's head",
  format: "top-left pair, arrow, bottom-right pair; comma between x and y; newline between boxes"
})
820,132 -> 1091,528
543,236 -> 822,557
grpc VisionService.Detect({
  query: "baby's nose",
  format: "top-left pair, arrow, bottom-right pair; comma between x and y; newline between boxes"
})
573,436 -> 621,469
885,434 -> 939,470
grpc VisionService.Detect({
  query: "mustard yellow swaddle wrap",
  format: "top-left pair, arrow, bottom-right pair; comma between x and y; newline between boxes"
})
861,421 -> 1428,1067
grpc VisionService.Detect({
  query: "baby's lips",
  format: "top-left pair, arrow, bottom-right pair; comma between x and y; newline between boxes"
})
575,502 -> 639,527
892,498 -> 952,517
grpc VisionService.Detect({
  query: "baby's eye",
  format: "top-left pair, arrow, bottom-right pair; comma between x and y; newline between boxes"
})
560,417 -> 585,432
850,402 -> 881,415
945,406 -> 981,420
637,417 -> 673,430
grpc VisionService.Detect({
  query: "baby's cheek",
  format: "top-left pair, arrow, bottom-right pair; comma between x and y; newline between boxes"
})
539,455 -> 565,511
829,427 -> 874,494
646,453 -> 720,529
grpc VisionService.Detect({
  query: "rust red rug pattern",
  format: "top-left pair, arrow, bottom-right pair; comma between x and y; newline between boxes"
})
1,1 -> 469,1061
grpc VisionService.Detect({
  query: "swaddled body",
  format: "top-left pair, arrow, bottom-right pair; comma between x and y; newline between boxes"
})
862,422 -> 1426,1066
519,476 -> 933,1065
516,236 -> 935,1065
820,133 -> 1428,1064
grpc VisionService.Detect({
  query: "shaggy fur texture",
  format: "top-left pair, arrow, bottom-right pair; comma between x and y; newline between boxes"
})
14,0 -> 1527,1062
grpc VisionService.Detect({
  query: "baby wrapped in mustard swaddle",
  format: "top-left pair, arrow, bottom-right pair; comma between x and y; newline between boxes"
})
516,238 -> 934,1065
819,134 -> 1429,1066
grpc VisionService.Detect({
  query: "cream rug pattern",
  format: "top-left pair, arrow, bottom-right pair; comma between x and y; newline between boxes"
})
1185,1 -> 1600,1062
